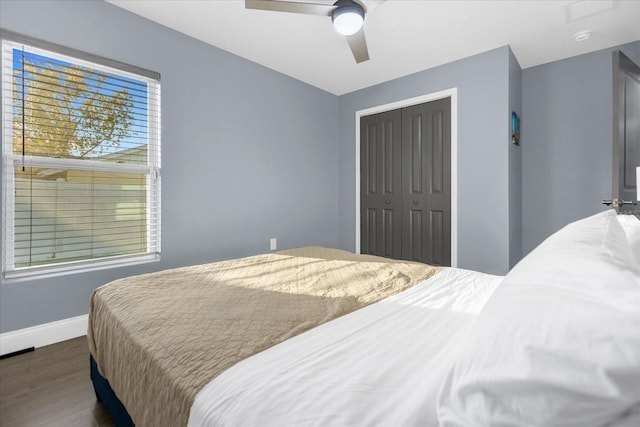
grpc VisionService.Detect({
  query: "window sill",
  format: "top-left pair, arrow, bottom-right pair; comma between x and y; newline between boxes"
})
2,253 -> 161,282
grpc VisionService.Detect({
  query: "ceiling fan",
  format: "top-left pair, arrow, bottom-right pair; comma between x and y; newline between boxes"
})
245,0 -> 387,63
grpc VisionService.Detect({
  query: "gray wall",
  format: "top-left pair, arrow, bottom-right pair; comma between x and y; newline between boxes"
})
337,47 -> 513,275
0,0 -> 340,333
4,0 -> 635,335
522,41 -> 640,255
508,50 -> 523,268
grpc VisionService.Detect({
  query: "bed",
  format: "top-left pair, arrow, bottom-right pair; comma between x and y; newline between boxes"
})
88,210 -> 640,427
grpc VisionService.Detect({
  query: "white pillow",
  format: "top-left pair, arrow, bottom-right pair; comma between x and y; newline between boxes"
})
617,214 -> 640,265
437,210 -> 640,427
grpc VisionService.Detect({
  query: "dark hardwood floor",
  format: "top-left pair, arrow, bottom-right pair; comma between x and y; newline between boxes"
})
0,336 -> 114,427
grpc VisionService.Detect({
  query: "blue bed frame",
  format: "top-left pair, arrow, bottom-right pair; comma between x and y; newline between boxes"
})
90,355 -> 135,427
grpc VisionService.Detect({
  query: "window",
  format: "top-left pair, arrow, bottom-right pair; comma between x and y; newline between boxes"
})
1,32 -> 161,278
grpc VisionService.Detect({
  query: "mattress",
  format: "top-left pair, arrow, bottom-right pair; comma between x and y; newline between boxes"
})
188,268 -> 504,426
87,246 -> 441,427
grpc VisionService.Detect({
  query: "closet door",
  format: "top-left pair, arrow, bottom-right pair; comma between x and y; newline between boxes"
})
401,98 -> 451,265
360,110 -> 402,259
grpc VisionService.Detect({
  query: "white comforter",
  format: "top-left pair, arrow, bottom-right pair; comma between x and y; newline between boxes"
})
188,268 -> 503,427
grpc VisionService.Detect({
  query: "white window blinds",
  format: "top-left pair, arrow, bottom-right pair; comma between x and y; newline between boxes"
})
1,33 -> 161,278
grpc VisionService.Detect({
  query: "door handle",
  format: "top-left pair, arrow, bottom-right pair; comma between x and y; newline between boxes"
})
603,199 -> 636,207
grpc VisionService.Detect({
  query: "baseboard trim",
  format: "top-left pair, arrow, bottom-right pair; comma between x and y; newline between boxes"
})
0,314 -> 88,356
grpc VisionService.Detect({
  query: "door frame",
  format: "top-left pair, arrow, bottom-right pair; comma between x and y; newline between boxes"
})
354,88 -> 458,267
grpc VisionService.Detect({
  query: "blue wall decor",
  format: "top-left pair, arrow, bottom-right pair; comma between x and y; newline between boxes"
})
512,111 -> 520,146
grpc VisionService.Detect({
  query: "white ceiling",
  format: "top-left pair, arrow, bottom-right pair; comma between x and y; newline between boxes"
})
107,0 -> 640,95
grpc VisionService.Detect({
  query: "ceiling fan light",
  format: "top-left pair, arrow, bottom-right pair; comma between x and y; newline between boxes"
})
332,1 -> 365,36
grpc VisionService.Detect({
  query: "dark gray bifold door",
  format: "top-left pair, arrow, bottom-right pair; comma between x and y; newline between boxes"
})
401,98 -> 451,265
360,110 -> 403,258
613,51 -> 640,213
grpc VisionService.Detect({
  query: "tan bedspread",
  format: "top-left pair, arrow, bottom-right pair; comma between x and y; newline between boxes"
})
87,247 -> 441,427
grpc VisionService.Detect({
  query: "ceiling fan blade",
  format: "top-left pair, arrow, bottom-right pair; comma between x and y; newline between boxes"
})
359,0 -> 387,13
345,28 -> 369,63
245,0 -> 334,16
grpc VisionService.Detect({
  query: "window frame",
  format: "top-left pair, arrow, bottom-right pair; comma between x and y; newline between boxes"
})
1,30 -> 161,280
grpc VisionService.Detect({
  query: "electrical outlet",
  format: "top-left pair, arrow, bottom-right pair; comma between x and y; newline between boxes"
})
270,238 -> 277,251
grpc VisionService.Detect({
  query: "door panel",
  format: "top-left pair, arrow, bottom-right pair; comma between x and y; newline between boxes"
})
364,123 -> 377,195
382,208 -> 397,258
613,51 -> 640,213
429,210 -> 445,266
409,113 -> 424,194
409,209 -> 424,260
382,121 -> 396,195
401,98 -> 451,265
402,109 -> 427,262
360,110 -> 402,258
431,110 -> 444,194
363,208 -> 377,255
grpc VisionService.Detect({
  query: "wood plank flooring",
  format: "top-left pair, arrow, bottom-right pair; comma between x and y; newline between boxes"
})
0,336 -> 114,427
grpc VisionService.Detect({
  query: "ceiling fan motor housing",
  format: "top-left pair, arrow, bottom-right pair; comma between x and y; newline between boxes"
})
332,0 -> 365,36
